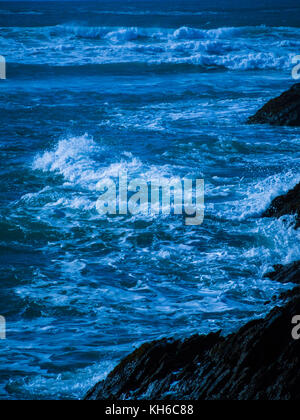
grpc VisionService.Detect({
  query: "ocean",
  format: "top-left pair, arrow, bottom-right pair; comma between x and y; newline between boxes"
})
0,0 -> 300,399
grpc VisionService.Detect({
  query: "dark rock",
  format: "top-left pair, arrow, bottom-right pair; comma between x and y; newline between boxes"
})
262,182 -> 300,228
85,287 -> 300,400
265,261 -> 300,284
278,286 -> 300,303
248,84 -> 300,126
85,184 -> 300,401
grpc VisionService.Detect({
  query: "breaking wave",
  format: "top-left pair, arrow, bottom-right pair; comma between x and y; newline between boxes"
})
0,24 -> 297,71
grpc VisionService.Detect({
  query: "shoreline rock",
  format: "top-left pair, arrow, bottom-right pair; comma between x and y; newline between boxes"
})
86,255 -> 300,400
265,261 -> 300,284
85,286 -> 300,400
248,83 -> 300,126
85,182 -> 300,400
262,182 -> 300,228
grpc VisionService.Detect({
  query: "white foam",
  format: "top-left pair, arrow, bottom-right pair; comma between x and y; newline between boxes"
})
33,134 -> 102,187
33,134 -> 176,189
157,52 -> 292,70
173,26 -> 244,40
213,170 -> 300,221
58,25 -> 154,41
8,361 -> 115,400
2,24 -> 298,70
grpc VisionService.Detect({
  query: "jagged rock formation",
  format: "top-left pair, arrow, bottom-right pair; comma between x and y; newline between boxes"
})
262,182 -> 300,228
85,181 -> 300,401
248,84 -> 300,126
265,261 -> 300,284
85,285 -> 300,400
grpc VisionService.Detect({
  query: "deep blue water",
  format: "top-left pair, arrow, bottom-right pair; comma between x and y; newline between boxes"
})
1,0 -> 300,399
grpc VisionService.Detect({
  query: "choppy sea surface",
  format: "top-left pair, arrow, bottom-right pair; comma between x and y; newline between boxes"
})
0,0 -> 300,399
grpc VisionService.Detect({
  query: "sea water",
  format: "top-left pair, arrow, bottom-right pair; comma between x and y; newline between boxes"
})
0,0 -> 300,399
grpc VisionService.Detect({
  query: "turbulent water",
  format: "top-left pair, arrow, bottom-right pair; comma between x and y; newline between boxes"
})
1,0 -> 300,399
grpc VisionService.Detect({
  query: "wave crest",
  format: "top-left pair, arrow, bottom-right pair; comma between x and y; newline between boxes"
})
1,24 -> 297,71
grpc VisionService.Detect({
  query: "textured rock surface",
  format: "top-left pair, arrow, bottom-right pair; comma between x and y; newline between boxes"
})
265,261 -> 300,284
262,182 -> 300,228
85,287 -> 300,400
85,184 -> 300,401
248,84 -> 300,126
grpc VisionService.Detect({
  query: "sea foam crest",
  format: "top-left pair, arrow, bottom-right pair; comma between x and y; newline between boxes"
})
33,134 -> 99,186
59,25 -> 245,42
173,26 -> 244,40
58,25 -> 152,41
154,52 -> 292,71
223,170 -> 300,221
1,24 -> 297,71
32,134 -> 143,190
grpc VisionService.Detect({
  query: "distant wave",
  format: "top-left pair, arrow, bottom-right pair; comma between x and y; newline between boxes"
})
152,52 -> 292,71
56,24 -> 264,41
0,25 -> 297,72
0,10 -> 43,15
8,55 -> 293,76
93,10 -> 223,17
173,26 -> 245,40
59,25 -> 150,41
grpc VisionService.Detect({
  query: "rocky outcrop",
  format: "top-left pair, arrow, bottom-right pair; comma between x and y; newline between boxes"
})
265,261 -> 300,284
86,286 -> 300,400
262,182 -> 300,228
85,183 -> 300,401
248,83 -> 300,126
